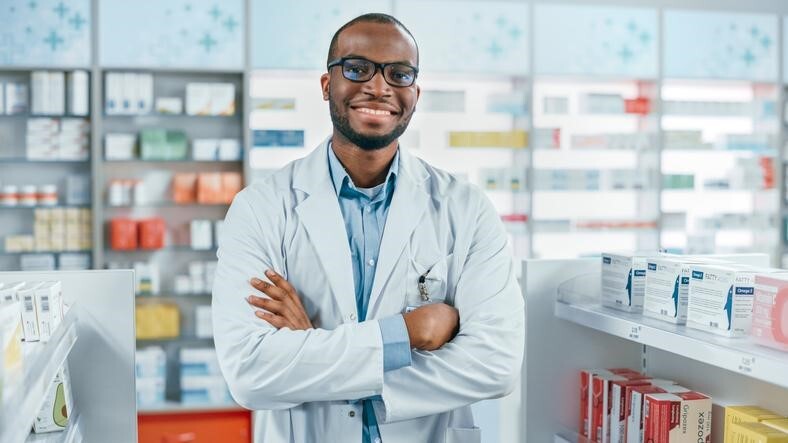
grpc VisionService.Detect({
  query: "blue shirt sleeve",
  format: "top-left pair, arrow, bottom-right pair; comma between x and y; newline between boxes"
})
378,314 -> 412,372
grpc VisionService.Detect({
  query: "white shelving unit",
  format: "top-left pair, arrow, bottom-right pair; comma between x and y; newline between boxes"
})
0,308 -> 78,443
0,270 -> 137,442
520,257 -> 788,442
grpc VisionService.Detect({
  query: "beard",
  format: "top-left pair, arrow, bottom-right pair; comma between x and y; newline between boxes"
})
329,98 -> 413,151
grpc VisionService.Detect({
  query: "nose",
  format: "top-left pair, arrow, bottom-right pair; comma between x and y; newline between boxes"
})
361,67 -> 391,97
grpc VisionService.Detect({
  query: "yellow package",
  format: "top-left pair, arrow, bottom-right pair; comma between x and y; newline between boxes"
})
448,130 -> 528,149
764,420 -> 788,434
729,422 -> 788,443
135,302 -> 180,340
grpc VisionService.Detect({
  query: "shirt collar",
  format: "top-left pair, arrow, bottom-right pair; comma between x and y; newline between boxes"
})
327,141 -> 399,200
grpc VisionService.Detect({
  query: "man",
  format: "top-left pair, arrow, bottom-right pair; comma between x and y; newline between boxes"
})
213,13 -> 524,443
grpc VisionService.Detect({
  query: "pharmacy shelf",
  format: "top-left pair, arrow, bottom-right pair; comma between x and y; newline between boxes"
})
0,205 -> 91,210
137,401 -> 243,415
105,246 -> 217,253
554,300 -> 788,389
103,159 -> 242,164
0,250 -> 91,256
26,413 -> 82,443
0,159 -> 90,164
105,203 -> 229,209
0,307 -> 78,443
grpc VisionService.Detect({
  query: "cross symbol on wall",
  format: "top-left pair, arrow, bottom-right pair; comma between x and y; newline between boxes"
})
199,33 -> 217,52
53,1 -> 69,19
44,30 -> 64,50
223,16 -> 238,32
618,45 -> 634,62
487,40 -> 503,58
69,13 -> 86,30
209,5 -> 221,20
28,1 -> 37,10
741,49 -> 755,66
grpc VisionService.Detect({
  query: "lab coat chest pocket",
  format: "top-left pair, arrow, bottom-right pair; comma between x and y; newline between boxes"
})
406,253 -> 452,308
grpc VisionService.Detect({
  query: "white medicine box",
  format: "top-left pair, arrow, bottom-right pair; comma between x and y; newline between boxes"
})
601,252 -> 654,313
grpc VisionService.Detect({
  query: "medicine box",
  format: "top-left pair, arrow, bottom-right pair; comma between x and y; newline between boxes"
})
602,252 -> 654,312
180,347 -> 221,376
580,368 -> 641,438
19,282 -> 43,341
687,265 -> 788,337
752,274 -> 788,352
725,406 -> 783,443
626,384 -> 690,443
32,365 -> 73,433
609,378 -> 655,443
34,281 -> 63,342
136,346 -> 166,378
727,422 -> 788,443
590,370 -> 648,442
643,391 -> 712,443
644,256 -> 721,324
764,419 -> 788,434
181,375 -> 232,405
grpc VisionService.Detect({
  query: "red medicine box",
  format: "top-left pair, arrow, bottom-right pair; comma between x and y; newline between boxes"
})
138,218 -> 166,250
110,218 -> 138,250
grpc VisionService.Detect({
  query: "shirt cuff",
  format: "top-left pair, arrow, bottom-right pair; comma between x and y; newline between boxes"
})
378,315 -> 412,372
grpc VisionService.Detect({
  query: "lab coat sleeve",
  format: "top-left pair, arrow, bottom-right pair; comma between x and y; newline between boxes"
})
212,187 -> 385,411
377,192 -> 525,423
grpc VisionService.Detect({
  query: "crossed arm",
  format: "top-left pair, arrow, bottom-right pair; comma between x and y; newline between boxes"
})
247,269 -> 460,351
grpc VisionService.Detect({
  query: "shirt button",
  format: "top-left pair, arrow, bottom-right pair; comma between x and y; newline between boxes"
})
348,411 -> 356,418
374,438 -> 381,443
350,313 -> 356,321
365,206 -> 372,213
368,259 -> 375,266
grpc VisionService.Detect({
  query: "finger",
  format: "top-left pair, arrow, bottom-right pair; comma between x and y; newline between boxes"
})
255,311 -> 292,329
265,270 -> 297,294
250,278 -> 288,301
247,295 -> 290,317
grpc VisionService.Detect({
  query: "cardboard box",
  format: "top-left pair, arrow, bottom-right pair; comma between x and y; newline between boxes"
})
111,218 -> 138,250
687,265 -> 788,337
190,220 -> 213,250
728,422 -> 788,442
580,369 -> 643,438
752,274 -> 788,352
210,83 -> 236,116
197,173 -> 222,204
610,378 -> 655,443
644,257 -> 721,324
19,282 -> 43,341
34,281 -> 63,342
602,252 -> 654,313
643,391 -> 712,443
221,172 -> 242,204
725,406 -> 784,443
172,173 -> 197,204
32,366 -> 73,433
138,218 -> 166,250
763,419 -> 788,434
626,384 -> 691,443
186,83 -> 212,116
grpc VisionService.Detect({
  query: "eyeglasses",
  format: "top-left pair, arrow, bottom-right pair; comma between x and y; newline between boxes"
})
327,57 -> 419,87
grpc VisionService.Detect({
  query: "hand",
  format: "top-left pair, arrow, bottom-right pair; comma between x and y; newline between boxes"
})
402,303 -> 459,351
247,269 -> 313,330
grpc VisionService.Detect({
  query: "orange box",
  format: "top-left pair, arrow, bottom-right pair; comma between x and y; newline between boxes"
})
138,218 -> 166,250
172,173 -> 197,204
221,172 -> 242,204
110,218 -> 138,250
197,173 -> 223,204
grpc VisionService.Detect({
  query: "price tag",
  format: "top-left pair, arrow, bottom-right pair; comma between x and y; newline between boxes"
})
738,356 -> 755,374
628,325 -> 641,340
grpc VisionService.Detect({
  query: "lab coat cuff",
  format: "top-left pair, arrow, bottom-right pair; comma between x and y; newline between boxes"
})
378,315 -> 412,372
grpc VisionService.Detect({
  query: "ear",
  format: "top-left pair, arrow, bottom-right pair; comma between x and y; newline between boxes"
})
320,73 -> 330,101
415,84 -> 421,103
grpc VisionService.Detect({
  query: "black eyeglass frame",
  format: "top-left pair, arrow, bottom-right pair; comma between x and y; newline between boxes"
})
327,57 -> 419,87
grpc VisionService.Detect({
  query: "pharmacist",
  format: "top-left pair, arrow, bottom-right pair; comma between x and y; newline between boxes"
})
212,13 -> 524,443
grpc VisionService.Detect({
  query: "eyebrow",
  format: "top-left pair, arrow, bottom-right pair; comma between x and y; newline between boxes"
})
340,53 -> 417,66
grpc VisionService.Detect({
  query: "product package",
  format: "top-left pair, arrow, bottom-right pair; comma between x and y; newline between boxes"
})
643,391 -> 712,443
644,256 -> 717,324
725,405 -> 783,443
580,368 -> 641,438
32,365 -> 73,433
602,252 -> 655,312
687,265 -> 788,337
752,274 -> 788,352
110,218 -> 138,250
34,281 -> 63,342
727,422 -> 788,443
626,384 -> 691,443
19,282 -> 43,341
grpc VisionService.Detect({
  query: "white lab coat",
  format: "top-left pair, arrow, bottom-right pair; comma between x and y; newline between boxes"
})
212,139 -> 525,443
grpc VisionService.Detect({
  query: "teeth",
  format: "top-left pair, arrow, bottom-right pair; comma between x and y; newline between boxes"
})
357,107 -> 392,116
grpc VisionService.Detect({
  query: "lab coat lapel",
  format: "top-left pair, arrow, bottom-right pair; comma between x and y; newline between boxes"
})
368,148 -> 430,317
293,140 -> 357,321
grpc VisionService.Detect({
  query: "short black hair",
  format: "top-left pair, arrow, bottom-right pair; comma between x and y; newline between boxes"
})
326,13 -> 419,67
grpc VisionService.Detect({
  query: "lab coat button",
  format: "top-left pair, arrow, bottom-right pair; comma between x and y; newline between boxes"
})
367,259 -> 375,266
349,411 -> 356,418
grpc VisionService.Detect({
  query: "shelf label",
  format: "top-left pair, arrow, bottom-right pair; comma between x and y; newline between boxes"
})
628,325 -> 641,340
738,356 -> 756,374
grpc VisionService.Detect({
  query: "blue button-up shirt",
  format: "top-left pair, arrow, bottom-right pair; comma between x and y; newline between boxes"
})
328,144 -> 411,443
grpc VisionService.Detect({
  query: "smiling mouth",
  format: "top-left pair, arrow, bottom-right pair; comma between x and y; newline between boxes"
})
353,107 -> 396,116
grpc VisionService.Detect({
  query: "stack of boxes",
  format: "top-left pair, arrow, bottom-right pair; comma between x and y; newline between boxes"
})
5,208 -> 91,256
172,172 -> 242,205
104,72 -> 154,115
136,347 -> 166,407
26,118 -> 90,160
185,83 -> 236,116
3,82 -> 28,114
180,348 -> 232,405
725,406 -> 788,442
173,261 -> 217,296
